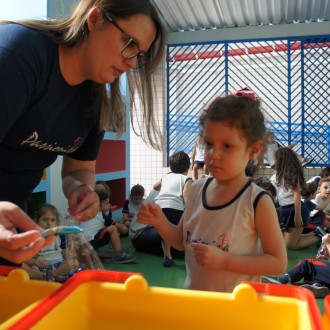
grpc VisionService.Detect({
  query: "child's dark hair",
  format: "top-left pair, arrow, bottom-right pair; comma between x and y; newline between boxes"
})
255,177 -> 276,198
318,177 -> 330,187
274,148 -> 306,191
170,151 -> 190,173
95,180 -> 110,193
34,203 -> 60,224
199,94 -> 266,146
245,163 -> 258,178
95,189 -> 109,202
302,182 -> 317,199
131,184 -> 145,196
320,167 -> 330,178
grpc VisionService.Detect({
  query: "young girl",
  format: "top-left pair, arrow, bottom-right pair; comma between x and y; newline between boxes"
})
270,148 -> 319,249
23,204 -> 69,280
138,88 -> 287,292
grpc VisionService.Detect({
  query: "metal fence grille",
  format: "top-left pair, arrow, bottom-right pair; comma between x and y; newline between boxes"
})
167,36 -> 330,166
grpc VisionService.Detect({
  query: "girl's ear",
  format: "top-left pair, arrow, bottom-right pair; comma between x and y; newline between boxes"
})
87,7 -> 103,31
249,140 -> 264,161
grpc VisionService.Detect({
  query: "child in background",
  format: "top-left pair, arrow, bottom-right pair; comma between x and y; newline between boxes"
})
191,131 -> 209,180
262,233 -> 330,298
122,184 -> 145,229
307,167 -> 330,187
302,181 -> 330,232
258,130 -> 313,168
311,177 -> 330,225
154,151 -> 192,267
79,190 -> 136,264
23,204 -> 69,280
270,148 -> 320,249
245,161 -> 258,180
138,88 -> 287,292
95,180 -> 128,236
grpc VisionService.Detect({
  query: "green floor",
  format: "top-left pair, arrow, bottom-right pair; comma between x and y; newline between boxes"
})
102,236 -> 326,314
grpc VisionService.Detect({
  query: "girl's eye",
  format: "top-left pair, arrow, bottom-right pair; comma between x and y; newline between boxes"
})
223,144 -> 231,149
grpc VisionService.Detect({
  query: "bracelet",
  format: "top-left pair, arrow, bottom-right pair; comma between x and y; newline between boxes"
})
79,183 -> 94,191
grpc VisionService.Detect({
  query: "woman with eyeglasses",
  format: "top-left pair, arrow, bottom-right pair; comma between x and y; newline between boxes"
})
0,0 -> 165,269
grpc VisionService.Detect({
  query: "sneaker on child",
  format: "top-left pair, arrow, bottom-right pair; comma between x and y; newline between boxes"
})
113,251 -> 136,264
261,274 -> 290,284
314,226 -> 328,239
163,256 -> 175,267
301,283 -> 330,298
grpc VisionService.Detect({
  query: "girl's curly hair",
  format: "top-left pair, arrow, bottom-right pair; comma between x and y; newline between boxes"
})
274,148 -> 306,192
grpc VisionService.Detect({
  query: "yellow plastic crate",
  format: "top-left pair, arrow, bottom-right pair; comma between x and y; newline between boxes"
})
0,269 -> 61,329
8,270 -> 322,330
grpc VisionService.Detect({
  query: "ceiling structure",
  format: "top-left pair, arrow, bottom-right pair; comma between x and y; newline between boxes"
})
150,0 -> 330,44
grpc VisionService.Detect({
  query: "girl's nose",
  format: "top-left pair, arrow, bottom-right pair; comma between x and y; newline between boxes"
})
210,147 -> 221,159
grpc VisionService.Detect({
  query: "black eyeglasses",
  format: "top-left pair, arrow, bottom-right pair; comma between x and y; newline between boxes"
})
104,13 -> 148,69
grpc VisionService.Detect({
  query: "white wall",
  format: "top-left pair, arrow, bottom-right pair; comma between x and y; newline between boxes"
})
0,0 -> 46,20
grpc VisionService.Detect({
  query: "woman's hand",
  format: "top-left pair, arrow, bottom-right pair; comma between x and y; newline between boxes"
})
68,184 -> 99,221
0,202 -> 54,264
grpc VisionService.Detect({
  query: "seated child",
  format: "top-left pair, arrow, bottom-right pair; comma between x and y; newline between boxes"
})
257,130 -> 313,168
310,178 -> 330,228
95,180 -> 128,236
79,190 -> 136,264
262,233 -> 330,298
122,184 -> 145,229
23,203 -> 70,280
307,167 -> 330,187
302,182 -> 330,233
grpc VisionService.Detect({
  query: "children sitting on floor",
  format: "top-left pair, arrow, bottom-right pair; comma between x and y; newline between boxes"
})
302,181 -> 330,233
95,180 -> 128,236
122,184 -> 145,230
262,233 -> 330,298
310,177 -> 330,228
79,190 -> 136,264
23,203 -> 70,280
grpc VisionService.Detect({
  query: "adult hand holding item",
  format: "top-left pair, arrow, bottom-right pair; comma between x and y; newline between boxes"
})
0,202 -> 54,264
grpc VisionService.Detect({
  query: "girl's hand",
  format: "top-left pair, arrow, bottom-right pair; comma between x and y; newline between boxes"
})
0,202 -> 54,264
68,184 -> 99,221
192,243 -> 225,269
137,203 -> 164,226
294,215 -> 304,228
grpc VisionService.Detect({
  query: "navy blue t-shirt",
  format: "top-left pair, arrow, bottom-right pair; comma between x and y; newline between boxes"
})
0,24 -> 105,206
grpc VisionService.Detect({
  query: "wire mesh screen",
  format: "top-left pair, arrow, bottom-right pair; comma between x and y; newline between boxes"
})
167,36 -> 330,166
